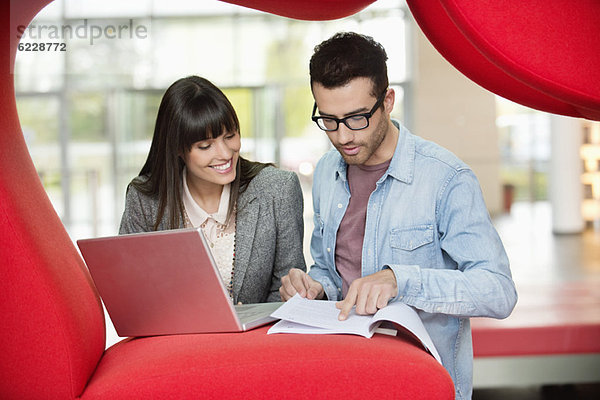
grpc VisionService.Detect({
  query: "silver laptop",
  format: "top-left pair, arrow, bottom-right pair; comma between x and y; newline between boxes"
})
77,228 -> 281,337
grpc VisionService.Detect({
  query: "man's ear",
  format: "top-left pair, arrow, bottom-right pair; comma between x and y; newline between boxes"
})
383,88 -> 396,114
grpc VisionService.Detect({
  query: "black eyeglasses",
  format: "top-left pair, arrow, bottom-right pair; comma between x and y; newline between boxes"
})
311,90 -> 387,132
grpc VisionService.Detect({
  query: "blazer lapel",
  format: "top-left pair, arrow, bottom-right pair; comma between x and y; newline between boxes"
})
233,187 -> 259,302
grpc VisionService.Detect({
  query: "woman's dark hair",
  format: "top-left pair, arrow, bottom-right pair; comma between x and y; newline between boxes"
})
129,75 -> 271,230
309,32 -> 389,97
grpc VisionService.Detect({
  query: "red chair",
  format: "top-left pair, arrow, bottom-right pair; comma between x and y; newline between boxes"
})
406,0 -> 600,121
0,1 -> 454,399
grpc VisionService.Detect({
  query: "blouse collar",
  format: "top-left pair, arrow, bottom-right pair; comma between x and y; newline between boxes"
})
182,168 -> 231,227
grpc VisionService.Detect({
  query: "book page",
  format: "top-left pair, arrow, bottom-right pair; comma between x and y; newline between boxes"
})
372,302 -> 442,364
268,319 -> 398,337
269,295 -> 442,364
270,294 -> 376,337
269,319 -> 351,335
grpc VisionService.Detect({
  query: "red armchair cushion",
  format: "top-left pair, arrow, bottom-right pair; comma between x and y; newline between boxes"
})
82,326 -> 454,399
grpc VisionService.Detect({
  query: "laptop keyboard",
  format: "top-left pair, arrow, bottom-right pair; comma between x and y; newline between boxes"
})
235,304 -> 263,319
235,302 -> 283,322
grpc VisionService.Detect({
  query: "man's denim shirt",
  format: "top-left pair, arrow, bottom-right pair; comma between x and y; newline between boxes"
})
308,121 -> 518,399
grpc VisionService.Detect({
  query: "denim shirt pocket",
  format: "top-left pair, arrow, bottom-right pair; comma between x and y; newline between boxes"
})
389,225 -> 436,265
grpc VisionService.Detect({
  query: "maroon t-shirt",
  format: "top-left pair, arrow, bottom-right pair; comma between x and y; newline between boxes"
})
335,160 -> 391,297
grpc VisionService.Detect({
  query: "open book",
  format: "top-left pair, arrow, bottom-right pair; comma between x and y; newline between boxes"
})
268,294 -> 441,364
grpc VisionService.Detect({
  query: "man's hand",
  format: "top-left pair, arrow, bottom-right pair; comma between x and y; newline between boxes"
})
335,269 -> 398,320
280,268 -> 325,301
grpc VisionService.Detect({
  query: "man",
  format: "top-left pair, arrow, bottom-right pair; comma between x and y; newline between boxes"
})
280,32 -> 517,399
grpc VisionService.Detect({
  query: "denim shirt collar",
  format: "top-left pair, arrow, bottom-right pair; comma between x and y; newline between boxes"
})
333,119 -> 415,185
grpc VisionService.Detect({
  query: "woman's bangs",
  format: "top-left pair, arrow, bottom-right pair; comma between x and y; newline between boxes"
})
179,97 -> 238,150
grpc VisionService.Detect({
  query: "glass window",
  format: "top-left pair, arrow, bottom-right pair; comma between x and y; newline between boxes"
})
16,95 -> 63,213
497,97 -> 550,203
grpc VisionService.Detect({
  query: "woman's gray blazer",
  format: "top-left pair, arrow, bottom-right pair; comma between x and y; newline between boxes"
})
119,166 -> 306,304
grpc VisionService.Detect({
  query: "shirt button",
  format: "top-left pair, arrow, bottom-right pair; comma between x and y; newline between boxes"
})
327,248 -> 331,253
337,203 -> 343,208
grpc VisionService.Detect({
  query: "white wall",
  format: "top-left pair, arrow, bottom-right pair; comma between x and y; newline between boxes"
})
412,27 -> 502,215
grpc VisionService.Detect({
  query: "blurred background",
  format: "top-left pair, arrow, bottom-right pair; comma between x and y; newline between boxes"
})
15,0 -> 411,246
17,0 -> 589,246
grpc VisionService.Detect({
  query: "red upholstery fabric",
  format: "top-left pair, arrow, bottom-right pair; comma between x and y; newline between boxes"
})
405,1 -> 578,118
82,326 -> 454,399
407,0 -> 600,121
472,281 -> 600,357
221,0 -> 375,21
0,1 -> 106,399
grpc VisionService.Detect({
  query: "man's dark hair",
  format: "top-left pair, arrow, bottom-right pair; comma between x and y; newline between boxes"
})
309,32 -> 389,97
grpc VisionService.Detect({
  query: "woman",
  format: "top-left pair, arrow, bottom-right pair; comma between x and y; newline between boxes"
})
119,76 -> 306,304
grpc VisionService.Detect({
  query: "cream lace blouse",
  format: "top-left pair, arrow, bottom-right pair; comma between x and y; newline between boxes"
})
182,172 -> 236,298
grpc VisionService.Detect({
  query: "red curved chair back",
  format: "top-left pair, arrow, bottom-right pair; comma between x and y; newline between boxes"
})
1,1 -> 105,398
